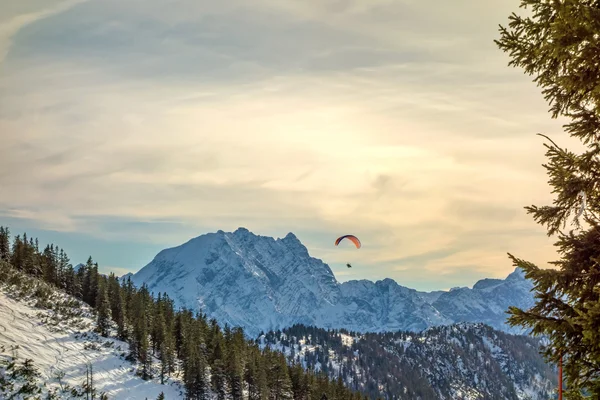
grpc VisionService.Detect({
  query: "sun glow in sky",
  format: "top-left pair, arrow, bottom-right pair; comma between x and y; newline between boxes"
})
0,0 -> 583,290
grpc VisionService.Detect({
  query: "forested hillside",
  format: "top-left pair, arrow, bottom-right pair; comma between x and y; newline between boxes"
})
0,226 -> 365,400
259,324 -> 557,400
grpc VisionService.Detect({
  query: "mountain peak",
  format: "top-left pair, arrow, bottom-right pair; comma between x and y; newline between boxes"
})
281,232 -> 302,246
234,227 -> 251,235
506,266 -> 526,281
283,232 -> 297,240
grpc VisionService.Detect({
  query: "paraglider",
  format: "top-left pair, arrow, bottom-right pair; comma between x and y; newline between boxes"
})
335,235 -> 360,268
335,234 -> 361,249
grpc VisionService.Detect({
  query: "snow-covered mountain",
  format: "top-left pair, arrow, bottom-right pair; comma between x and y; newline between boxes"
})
431,268 -> 535,332
259,323 -> 556,400
129,228 -> 535,337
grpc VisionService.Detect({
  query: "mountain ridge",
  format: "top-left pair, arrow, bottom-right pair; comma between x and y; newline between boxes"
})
128,228 -> 534,337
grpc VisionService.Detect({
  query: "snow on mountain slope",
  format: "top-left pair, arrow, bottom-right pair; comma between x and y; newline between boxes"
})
130,228 -> 535,337
0,286 -> 182,399
334,279 -> 452,332
431,268 -> 535,333
416,290 -> 446,304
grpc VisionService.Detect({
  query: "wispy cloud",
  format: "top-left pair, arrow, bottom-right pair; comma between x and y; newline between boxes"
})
0,0 -> 88,63
0,0 -> 582,290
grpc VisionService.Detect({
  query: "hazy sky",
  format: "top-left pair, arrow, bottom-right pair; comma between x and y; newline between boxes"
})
0,0 -> 583,291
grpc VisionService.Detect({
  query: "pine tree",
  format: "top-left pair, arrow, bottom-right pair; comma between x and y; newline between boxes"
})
96,281 -> 111,337
335,375 -> 347,400
90,262 -> 100,308
82,257 -> 94,304
303,372 -> 312,400
41,245 -> 57,285
11,234 -> 23,270
16,358 -> 42,396
268,353 -> 294,400
245,347 -> 268,400
290,363 -> 309,400
57,248 -> 69,289
0,226 -> 10,262
152,301 -> 166,357
183,320 -> 210,400
495,0 -> 600,397
156,393 -> 165,400
139,332 -> 152,380
225,327 -> 245,400
211,357 -> 227,400
159,323 -> 176,385
245,350 -> 260,400
71,267 -> 83,300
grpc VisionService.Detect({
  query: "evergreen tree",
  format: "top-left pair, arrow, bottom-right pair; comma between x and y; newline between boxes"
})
225,327 -> 245,400
496,0 -> 600,397
245,350 -> 260,400
210,338 -> 228,400
268,353 -> 294,400
82,257 -> 94,304
90,262 -> 100,308
57,248 -> 69,289
183,320 -> 209,400
16,358 -> 42,397
0,226 -> 11,261
303,372 -> 313,400
96,281 -> 111,337
70,266 -> 83,300
174,311 -> 186,360
41,245 -> 57,285
152,300 -> 166,357
139,331 -> 152,380
159,317 -> 176,385
11,234 -> 23,270
335,375 -> 347,400
290,363 -> 309,400
245,347 -> 268,400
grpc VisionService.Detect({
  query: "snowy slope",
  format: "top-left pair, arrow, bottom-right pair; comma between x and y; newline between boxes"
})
0,285 -> 183,399
130,228 -> 535,337
432,268 -> 535,333
415,290 -> 446,304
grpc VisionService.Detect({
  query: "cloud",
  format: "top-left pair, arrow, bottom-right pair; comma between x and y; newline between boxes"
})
0,0 -> 584,290
0,0 -> 87,63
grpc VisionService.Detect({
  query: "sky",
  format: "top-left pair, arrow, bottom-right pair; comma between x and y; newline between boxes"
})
0,0 -> 585,291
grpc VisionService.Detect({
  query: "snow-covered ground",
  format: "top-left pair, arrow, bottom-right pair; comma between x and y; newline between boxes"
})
0,287 -> 183,399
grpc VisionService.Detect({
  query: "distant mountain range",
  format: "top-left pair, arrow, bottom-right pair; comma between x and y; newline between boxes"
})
126,228 -> 535,337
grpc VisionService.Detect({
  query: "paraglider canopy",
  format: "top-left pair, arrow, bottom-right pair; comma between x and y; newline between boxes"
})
335,234 -> 361,249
